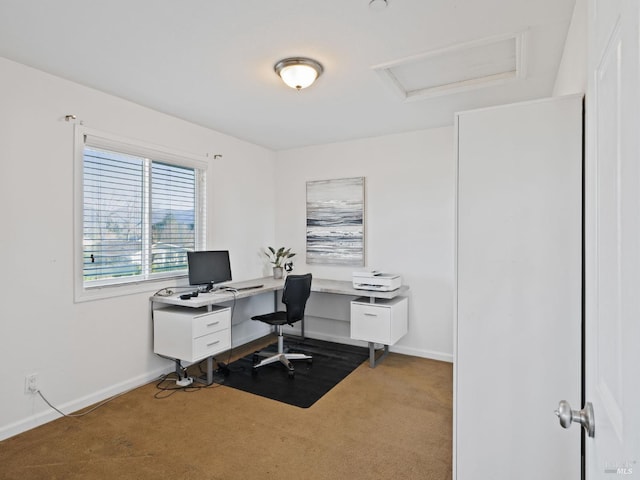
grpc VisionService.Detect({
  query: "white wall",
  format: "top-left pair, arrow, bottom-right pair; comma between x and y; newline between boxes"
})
0,57 -> 277,440
275,128 -> 456,361
0,53 -> 456,440
553,0 -> 587,95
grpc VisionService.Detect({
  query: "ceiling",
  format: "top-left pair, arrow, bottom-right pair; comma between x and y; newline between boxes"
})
0,0 -> 577,151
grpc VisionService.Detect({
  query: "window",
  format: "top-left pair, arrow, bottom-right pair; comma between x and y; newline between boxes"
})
75,127 -> 207,299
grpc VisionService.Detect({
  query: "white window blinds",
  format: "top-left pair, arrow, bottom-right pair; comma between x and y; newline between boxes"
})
81,132 -> 206,288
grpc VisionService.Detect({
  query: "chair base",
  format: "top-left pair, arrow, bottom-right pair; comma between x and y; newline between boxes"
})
253,351 -> 313,371
252,326 -> 312,376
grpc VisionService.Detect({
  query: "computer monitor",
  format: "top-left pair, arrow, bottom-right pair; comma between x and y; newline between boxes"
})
187,250 -> 232,291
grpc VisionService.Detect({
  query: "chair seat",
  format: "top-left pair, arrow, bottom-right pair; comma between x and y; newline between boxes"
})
251,311 -> 290,326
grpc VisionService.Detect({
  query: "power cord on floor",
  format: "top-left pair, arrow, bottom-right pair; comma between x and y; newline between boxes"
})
35,368 -> 222,415
153,371 -> 221,399
35,386 -> 136,418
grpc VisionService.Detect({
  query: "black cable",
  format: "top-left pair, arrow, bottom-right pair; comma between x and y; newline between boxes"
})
208,287 -> 239,370
153,372 -> 220,399
222,289 -> 238,369
153,286 -> 193,297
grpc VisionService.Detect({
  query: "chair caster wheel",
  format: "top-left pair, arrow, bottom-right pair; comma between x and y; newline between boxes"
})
251,367 -> 258,377
307,358 -> 313,364
288,371 -> 295,378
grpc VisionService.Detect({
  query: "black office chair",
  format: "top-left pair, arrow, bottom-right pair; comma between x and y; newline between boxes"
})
251,273 -> 312,377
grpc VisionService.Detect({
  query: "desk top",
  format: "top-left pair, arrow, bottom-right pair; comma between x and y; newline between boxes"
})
150,276 -> 409,308
310,278 -> 409,298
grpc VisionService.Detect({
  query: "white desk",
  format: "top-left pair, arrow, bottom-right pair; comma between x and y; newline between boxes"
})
151,276 -> 285,310
150,276 -> 409,378
151,277 -> 408,308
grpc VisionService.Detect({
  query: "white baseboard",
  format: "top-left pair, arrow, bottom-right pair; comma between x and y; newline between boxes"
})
295,330 -> 453,363
0,365 -> 172,442
389,344 -> 453,363
2,332 -> 452,442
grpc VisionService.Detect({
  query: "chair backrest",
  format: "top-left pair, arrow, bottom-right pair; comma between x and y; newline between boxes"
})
282,273 -> 312,324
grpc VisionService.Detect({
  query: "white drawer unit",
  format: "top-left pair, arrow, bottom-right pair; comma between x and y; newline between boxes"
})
153,305 -> 231,363
350,296 -> 408,346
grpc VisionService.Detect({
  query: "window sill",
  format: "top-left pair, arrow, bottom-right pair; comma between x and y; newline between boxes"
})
74,276 -> 189,303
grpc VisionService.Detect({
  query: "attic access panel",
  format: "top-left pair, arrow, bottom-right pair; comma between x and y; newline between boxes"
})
373,32 -> 527,101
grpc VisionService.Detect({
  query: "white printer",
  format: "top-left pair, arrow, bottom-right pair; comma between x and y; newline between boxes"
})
352,270 -> 402,292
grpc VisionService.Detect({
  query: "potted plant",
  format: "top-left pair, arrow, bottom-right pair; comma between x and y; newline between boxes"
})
265,246 -> 295,279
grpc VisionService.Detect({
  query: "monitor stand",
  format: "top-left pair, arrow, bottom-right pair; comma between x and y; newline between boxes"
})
203,283 -> 224,293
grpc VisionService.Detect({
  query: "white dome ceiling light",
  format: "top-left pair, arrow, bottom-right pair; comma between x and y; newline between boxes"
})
274,57 -> 324,91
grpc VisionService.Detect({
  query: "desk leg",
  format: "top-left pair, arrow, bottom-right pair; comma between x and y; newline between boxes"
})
206,356 -> 214,385
193,356 -> 215,386
368,342 -> 389,368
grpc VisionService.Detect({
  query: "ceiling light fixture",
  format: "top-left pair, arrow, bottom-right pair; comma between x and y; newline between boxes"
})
274,57 -> 324,91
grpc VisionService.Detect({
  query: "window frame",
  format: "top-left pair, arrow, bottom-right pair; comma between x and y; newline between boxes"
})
74,126 -> 207,302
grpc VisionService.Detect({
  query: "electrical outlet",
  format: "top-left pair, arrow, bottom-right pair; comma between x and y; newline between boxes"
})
24,374 -> 38,394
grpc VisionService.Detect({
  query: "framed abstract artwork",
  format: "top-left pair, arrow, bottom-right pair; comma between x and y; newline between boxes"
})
306,177 -> 365,266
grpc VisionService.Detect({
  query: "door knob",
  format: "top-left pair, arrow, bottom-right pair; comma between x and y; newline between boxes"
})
555,400 -> 595,438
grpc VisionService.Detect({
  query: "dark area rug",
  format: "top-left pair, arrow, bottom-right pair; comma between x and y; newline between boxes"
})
220,338 -> 369,408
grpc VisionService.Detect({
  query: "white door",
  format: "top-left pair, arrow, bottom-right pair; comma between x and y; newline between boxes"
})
583,0 -> 640,476
455,95 -> 583,479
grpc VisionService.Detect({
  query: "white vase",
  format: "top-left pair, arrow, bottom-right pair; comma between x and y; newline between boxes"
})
273,266 -> 283,279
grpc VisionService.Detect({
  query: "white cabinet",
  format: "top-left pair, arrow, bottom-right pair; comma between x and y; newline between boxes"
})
153,305 -> 231,362
350,296 -> 408,345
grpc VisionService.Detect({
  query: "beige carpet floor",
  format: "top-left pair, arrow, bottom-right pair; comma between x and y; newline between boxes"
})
0,338 -> 452,480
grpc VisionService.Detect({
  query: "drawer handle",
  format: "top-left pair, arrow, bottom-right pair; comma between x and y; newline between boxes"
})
206,340 -> 221,347
364,313 -> 378,317
207,321 -> 220,327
